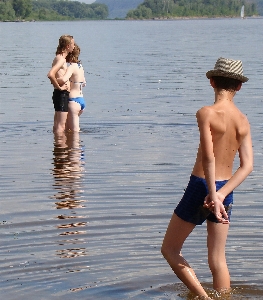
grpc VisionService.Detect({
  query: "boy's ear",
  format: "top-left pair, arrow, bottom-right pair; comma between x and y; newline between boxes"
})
210,78 -> 216,88
236,83 -> 242,91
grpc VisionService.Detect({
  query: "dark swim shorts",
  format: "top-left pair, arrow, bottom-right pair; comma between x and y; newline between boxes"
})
52,89 -> 69,112
174,175 -> 233,225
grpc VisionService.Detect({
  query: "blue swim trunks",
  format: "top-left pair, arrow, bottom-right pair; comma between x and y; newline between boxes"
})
69,97 -> 86,110
174,175 -> 233,225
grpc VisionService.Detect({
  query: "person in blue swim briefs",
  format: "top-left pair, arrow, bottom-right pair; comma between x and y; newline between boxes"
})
161,57 -> 253,299
58,44 -> 86,132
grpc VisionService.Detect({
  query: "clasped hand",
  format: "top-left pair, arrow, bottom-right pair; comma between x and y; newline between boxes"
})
204,192 -> 229,224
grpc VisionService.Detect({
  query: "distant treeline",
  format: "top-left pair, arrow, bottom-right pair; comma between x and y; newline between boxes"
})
0,0 -> 108,21
256,0 -> 263,14
126,0 -> 258,19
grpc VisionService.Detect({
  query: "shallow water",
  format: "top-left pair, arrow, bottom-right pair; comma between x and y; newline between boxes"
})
0,18 -> 263,299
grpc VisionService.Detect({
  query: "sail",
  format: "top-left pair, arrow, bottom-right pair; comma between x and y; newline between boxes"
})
241,5 -> 245,18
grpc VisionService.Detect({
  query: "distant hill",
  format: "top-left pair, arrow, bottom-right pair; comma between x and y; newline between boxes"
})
246,0 -> 263,14
95,0 -> 143,18
95,0 -> 262,18
127,0 -> 258,19
255,0 -> 263,14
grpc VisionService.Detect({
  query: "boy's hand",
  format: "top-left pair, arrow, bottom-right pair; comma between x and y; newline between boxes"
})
204,193 -> 229,224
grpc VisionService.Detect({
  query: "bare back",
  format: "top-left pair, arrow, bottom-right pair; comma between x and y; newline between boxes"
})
192,100 -> 250,180
62,63 -> 85,98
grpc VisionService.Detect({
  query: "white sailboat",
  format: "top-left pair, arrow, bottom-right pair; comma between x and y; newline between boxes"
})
241,5 -> 245,19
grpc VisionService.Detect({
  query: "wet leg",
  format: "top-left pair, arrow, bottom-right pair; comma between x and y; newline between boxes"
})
207,220 -> 230,292
161,214 -> 209,297
67,101 -> 81,132
53,111 -> 68,133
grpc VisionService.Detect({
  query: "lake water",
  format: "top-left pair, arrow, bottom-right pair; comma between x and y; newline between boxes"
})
0,18 -> 263,300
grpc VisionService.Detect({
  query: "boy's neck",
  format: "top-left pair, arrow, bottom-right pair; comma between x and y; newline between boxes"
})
214,88 -> 236,103
58,50 -> 69,59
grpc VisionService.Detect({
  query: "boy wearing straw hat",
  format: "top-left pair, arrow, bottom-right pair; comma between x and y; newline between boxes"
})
161,57 -> 253,299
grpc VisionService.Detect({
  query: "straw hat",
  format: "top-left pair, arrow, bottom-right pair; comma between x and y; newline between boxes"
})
206,57 -> 248,83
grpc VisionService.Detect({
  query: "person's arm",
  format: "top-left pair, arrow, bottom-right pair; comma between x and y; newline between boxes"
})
47,56 -> 66,90
82,75 -> 86,87
197,107 -> 229,223
83,66 -> 86,87
196,107 -> 217,199
57,64 -> 74,85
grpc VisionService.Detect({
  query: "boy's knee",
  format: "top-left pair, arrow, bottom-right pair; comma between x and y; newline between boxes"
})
208,259 -> 227,275
161,244 -> 166,258
161,242 -> 170,260
161,243 -> 178,261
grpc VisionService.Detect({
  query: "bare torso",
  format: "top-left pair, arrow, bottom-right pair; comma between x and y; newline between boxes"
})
192,100 -> 249,180
53,55 -> 67,81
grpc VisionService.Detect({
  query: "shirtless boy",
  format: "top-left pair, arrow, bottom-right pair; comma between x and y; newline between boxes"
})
47,35 -> 75,134
161,57 -> 253,299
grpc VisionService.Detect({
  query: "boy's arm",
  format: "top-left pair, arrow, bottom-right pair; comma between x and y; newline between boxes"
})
47,56 -> 66,90
57,65 -> 74,85
196,107 -> 217,199
203,118 -> 253,222
217,123 -> 253,197
197,107 -> 229,223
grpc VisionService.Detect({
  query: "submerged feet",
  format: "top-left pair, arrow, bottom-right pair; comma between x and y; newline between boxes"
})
193,287 -> 232,300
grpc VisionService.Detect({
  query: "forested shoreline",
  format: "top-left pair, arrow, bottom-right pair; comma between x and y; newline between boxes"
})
0,0 -> 108,21
127,0 -> 258,19
0,0 -> 260,21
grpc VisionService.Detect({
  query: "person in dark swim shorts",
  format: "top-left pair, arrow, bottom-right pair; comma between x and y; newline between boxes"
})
174,175 -> 233,225
161,57 -> 253,299
47,35 -> 75,134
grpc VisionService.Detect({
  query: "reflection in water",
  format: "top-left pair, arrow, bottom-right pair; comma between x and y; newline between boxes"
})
52,132 -> 87,259
52,132 -> 85,207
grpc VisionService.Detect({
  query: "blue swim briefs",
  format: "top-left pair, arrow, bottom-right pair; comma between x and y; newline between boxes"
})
174,175 -> 233,225
69,97 -> 86,110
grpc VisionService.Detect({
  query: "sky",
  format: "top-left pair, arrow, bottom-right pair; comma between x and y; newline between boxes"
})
80,0 -> 95,3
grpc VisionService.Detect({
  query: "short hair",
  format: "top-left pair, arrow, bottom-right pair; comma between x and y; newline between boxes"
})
56,35 -> 73,55
66,44 -> 80,63
212,76 -> 242,91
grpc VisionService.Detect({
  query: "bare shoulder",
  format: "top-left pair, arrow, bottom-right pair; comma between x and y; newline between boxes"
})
232,104 -> 250,127
196,106 -> 214,123
72,62 -> 79,69
239,110 -> 249,124
52,54 -> 65,67
238,111 -> 251,136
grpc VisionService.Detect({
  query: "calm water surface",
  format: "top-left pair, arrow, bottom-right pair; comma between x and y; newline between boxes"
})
0,19 -> 263,299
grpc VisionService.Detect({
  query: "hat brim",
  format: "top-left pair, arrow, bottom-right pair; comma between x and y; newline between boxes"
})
206,70 -> 249,83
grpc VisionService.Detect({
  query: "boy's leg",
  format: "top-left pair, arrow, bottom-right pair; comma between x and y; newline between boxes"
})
161,213 -> 209,297
53,111 -> 68,133
207,220 -> 230,291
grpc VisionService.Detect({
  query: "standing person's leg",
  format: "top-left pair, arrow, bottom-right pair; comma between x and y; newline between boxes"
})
67,101 -> 81,132
53,111 -> 68,133
53,90 -> 69,133
207,220 -> 230,292
161,214 -> 210,297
